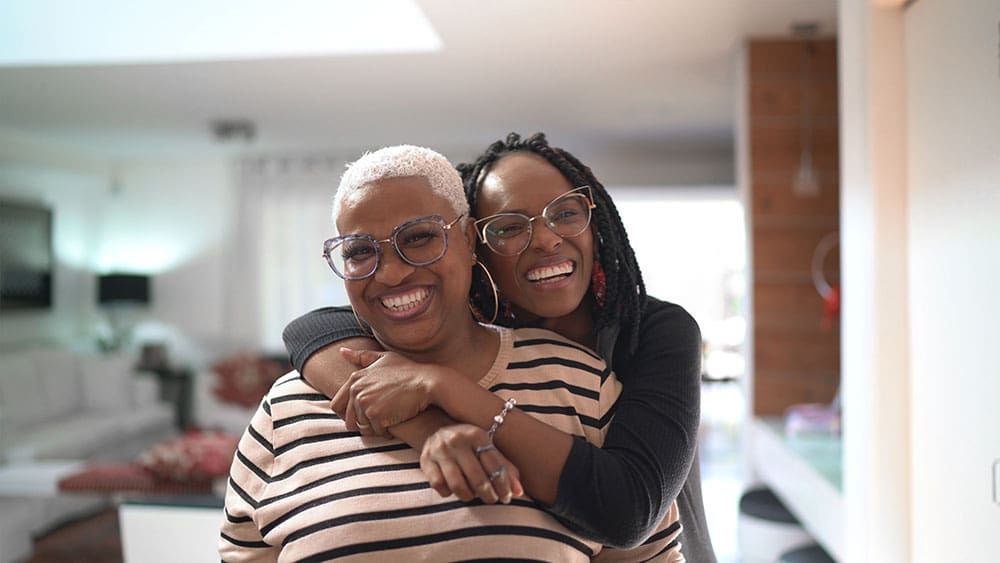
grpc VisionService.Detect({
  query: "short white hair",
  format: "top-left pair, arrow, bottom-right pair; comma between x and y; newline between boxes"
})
332,145 -> 468,226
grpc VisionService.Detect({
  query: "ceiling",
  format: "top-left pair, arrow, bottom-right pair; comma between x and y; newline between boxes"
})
0,0 -> 838,161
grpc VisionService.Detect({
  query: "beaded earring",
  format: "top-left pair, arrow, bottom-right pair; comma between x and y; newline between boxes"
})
591,233 -> 607,308
591,261 -> 607,308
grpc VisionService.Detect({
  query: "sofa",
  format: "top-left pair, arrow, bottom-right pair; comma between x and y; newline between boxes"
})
0,347 -> 176,563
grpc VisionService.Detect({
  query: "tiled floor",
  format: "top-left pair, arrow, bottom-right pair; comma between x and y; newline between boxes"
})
699,379 -> 749,563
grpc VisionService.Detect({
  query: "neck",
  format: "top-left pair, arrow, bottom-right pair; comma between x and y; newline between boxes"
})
535,299 -> 597,349
382,317 -> 498,380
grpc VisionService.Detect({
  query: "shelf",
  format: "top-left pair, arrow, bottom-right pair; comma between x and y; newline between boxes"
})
751,416 -> 843,562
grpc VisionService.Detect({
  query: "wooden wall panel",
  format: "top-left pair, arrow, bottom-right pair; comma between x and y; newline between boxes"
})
748,38 -> 841,416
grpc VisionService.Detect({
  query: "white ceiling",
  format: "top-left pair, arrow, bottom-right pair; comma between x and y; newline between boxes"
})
0,0 -> 837,161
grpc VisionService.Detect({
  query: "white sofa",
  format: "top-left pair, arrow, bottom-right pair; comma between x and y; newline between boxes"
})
0,347 -> 176,563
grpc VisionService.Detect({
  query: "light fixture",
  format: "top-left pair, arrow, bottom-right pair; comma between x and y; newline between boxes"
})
211,119 -> 256,144
97,273 -> 150,352
98,273 -> 150,305
792,24 -> 821,198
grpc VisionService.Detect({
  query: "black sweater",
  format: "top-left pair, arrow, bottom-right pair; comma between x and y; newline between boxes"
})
282,297 -> 715,561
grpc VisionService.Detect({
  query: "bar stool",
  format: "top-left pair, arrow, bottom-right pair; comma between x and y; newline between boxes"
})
779,544 -> 836,563
738,486 -> 813,563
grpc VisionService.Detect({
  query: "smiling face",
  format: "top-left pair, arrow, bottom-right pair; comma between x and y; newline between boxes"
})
336,175 -> 477,355
475,152 -> 595,328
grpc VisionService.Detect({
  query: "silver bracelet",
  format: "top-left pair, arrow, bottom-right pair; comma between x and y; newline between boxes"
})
487,398 -> 517,440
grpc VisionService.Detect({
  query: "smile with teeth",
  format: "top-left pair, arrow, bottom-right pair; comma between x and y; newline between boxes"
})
526,261 -> 575,283
379,287 -> 430,312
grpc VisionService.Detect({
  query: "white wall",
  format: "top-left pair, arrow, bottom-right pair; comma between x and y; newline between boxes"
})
840,0 -> 1000,561
839,2 -> 911,561
905,0 -> 1000,560
108,158 -> 237,365
0,135 -> 108,349
0,132 -> 236,366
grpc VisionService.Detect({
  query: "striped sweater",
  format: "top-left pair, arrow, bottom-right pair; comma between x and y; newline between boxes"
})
219,326 -> 682,562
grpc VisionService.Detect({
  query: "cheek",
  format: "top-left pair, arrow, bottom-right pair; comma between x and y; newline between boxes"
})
344,281 -> 367,310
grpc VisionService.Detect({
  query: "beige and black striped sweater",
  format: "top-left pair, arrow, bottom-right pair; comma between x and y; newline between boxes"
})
220,326 -> 682,562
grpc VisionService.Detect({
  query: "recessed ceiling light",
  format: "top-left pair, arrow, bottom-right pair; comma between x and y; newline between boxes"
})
0,0 -> 441,67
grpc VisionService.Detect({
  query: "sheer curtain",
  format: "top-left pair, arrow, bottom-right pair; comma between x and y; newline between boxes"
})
225,155 -> 350,353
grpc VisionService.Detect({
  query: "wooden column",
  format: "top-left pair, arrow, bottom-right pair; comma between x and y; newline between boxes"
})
748,39 -> 841,415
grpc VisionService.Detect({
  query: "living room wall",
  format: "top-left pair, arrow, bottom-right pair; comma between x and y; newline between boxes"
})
105,158 -> 237,365
0,157 -> 106,348
0,135 -> 237,366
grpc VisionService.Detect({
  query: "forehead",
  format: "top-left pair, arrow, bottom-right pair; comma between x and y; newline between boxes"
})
336,176 -> 451,235
477,152 -> 575,214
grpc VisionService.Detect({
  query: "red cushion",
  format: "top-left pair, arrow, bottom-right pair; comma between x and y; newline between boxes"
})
58,463 -> 213,495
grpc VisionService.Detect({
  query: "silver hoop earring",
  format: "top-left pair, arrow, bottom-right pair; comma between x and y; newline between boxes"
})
470,259 -> 499,324
352,307 -> 374,338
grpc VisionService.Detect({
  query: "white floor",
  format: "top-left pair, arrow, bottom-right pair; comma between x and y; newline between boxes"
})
699,379 -> 749,563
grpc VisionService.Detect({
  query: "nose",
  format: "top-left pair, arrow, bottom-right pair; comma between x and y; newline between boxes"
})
529,219 -> 563,254
373,248 -> 416,286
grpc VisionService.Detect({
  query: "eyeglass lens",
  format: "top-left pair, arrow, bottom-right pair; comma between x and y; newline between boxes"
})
481,191 -> 592,256
326,219 -> 450,280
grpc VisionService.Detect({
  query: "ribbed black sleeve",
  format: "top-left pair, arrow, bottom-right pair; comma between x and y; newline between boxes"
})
550,298 -> 712,557
281,306 -> 367,372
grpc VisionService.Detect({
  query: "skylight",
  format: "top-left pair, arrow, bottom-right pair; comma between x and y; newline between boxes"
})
0,0 -> 441,66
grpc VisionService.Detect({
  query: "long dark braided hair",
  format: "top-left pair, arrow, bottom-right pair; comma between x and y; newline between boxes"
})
457,132 -> 647,360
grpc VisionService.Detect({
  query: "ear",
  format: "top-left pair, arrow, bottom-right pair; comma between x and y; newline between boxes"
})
462,217 -> 478,255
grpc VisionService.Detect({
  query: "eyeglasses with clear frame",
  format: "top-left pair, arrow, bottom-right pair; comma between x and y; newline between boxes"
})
474,186 -> 596,257
323,214 -> 464,280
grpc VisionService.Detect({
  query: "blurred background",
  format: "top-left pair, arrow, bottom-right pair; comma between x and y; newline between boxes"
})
1,1 -> 997,562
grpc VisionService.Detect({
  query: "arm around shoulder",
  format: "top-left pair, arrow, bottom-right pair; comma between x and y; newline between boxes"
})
553,299 -> 703,548
282,306 -> 372,373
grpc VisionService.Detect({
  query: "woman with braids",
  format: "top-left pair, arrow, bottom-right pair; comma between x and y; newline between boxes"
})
283,133 -> 714,561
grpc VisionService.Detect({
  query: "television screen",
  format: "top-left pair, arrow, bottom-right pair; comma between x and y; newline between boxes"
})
0,199 -> 54,310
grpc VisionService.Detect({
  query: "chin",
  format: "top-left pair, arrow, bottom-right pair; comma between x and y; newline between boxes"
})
524,298 -> 578,320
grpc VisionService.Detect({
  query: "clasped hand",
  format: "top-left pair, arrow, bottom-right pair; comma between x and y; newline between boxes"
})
332,347 -> 434,436
332,347 -> 523,504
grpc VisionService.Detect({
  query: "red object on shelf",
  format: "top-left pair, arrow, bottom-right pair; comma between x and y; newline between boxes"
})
820,284 -> 840,331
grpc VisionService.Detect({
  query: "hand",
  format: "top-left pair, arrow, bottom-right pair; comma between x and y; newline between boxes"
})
420,424 -> 524,505
332,348 -> 446,437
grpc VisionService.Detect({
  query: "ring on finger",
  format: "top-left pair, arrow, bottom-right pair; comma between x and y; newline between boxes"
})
474,444 -> 497,458
488,466 -> 507,480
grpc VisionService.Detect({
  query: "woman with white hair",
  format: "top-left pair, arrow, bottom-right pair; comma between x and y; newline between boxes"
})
218,145 -> 683,561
